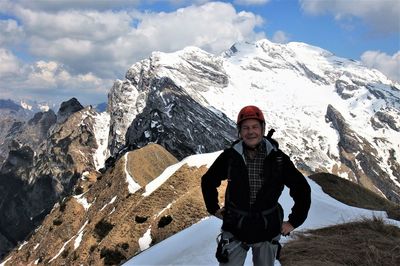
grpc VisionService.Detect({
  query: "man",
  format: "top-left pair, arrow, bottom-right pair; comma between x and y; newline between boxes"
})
201,105 -> 311,266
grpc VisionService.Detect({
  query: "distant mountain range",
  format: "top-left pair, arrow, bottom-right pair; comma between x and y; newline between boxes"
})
0,39 -> 399,264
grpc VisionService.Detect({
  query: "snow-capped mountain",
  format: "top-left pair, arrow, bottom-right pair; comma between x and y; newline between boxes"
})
108,39 -> 399,203
0,98 -> 61,160
19,99 -> 52,113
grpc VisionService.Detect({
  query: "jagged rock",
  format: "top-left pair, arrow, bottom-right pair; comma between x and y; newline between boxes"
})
125,77 -> 236,160
0,144 -> 34,178
326,104 -> 363,153
374,110 -> 400,131
0,110 -> 56,171
0,233 -> 13,260
326,104 -> 400,203
335,80 -> 359,100
108,47 -> 229,156
57,97 -> 84,124
0,107 -> 105,258
0,100 -> 34,167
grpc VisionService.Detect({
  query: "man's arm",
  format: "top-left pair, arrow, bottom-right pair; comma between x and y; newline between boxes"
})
201,151 -> 229,215
282,154 -> 311,229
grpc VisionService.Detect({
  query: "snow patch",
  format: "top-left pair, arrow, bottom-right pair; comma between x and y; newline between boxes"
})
142,151 -> 222,196
0,256 -> 12,266
18,241 -> 28,250
100,196 -> 118,211
74,220 -> 89,250
73,194 -> 92,210
138,227 -> 152,251
92,111 -> 111,170
49,237 -> 74,263
157,203 -> 172,217
124,153 -> 141,194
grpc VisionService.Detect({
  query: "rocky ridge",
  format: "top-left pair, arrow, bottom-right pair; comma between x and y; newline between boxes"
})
1,144 -> 221,266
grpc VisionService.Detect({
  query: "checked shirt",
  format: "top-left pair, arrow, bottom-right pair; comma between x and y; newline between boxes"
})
243,142 -> 267,206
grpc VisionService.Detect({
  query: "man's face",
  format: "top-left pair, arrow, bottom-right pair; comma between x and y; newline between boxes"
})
239,119 -> 264,148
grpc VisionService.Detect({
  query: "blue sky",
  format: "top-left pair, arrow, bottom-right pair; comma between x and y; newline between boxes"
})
0,0 -> 399,106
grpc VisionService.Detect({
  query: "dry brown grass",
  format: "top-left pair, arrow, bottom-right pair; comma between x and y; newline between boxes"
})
309,173 -> 400,221
280,217 -> 400,266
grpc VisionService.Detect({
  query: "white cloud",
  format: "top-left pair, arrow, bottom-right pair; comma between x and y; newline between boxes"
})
15,8 -> 133,41
0,1 -> 266,104
272,30 -> 290,43
0,19 -> 25,46
234,0 -> 270,5
0,50 -> 111,105
3,2 -> 265,80
361,50 -> 400,83
300,0 -> 400,36
0,48 -> 21,77
131,2 -> 265,53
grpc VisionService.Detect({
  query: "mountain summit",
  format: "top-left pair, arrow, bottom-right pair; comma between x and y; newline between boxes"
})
108,39 -> 399,202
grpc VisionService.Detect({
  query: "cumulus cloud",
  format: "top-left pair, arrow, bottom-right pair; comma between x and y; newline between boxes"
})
6,2 -> 264,79
300,0 -> 400,36
131,2 -> 264,53
361,50 -> 400,83
0,56 -> 112,105
0,1 -> 265,104
0,48 -> 21,77
272,30 -> 290,43
0,19 -> 25,46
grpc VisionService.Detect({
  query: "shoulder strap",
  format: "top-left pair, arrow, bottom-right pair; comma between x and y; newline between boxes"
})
266,129 -> 284,174
266,128 -> 279,149
266,128 -> 275,139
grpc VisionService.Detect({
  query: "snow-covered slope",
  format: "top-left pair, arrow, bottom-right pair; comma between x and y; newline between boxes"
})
108,39 -> 400,202
125,152 -> 400,266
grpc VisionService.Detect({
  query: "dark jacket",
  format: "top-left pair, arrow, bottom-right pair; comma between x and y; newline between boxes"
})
201,138 -> 311,244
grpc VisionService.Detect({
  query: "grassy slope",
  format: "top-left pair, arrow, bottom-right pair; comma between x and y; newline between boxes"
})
309,172 -> 399,220
279,172 -> 400,266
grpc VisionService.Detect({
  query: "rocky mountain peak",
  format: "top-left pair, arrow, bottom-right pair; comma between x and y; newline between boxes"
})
57,97 -> 84,124
0,99 -> 22,111
125,76 -> 236,160
0,105 -> 107,259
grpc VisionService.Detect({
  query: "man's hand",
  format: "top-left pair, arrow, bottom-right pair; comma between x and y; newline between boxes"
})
214,207 -> 225,220
281,221 -> 294,236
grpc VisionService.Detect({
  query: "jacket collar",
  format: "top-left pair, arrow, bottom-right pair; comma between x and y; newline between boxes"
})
233,138 -> 277,160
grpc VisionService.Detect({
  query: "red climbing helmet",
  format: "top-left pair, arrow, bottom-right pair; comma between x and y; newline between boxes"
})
237,105 -> 265,125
